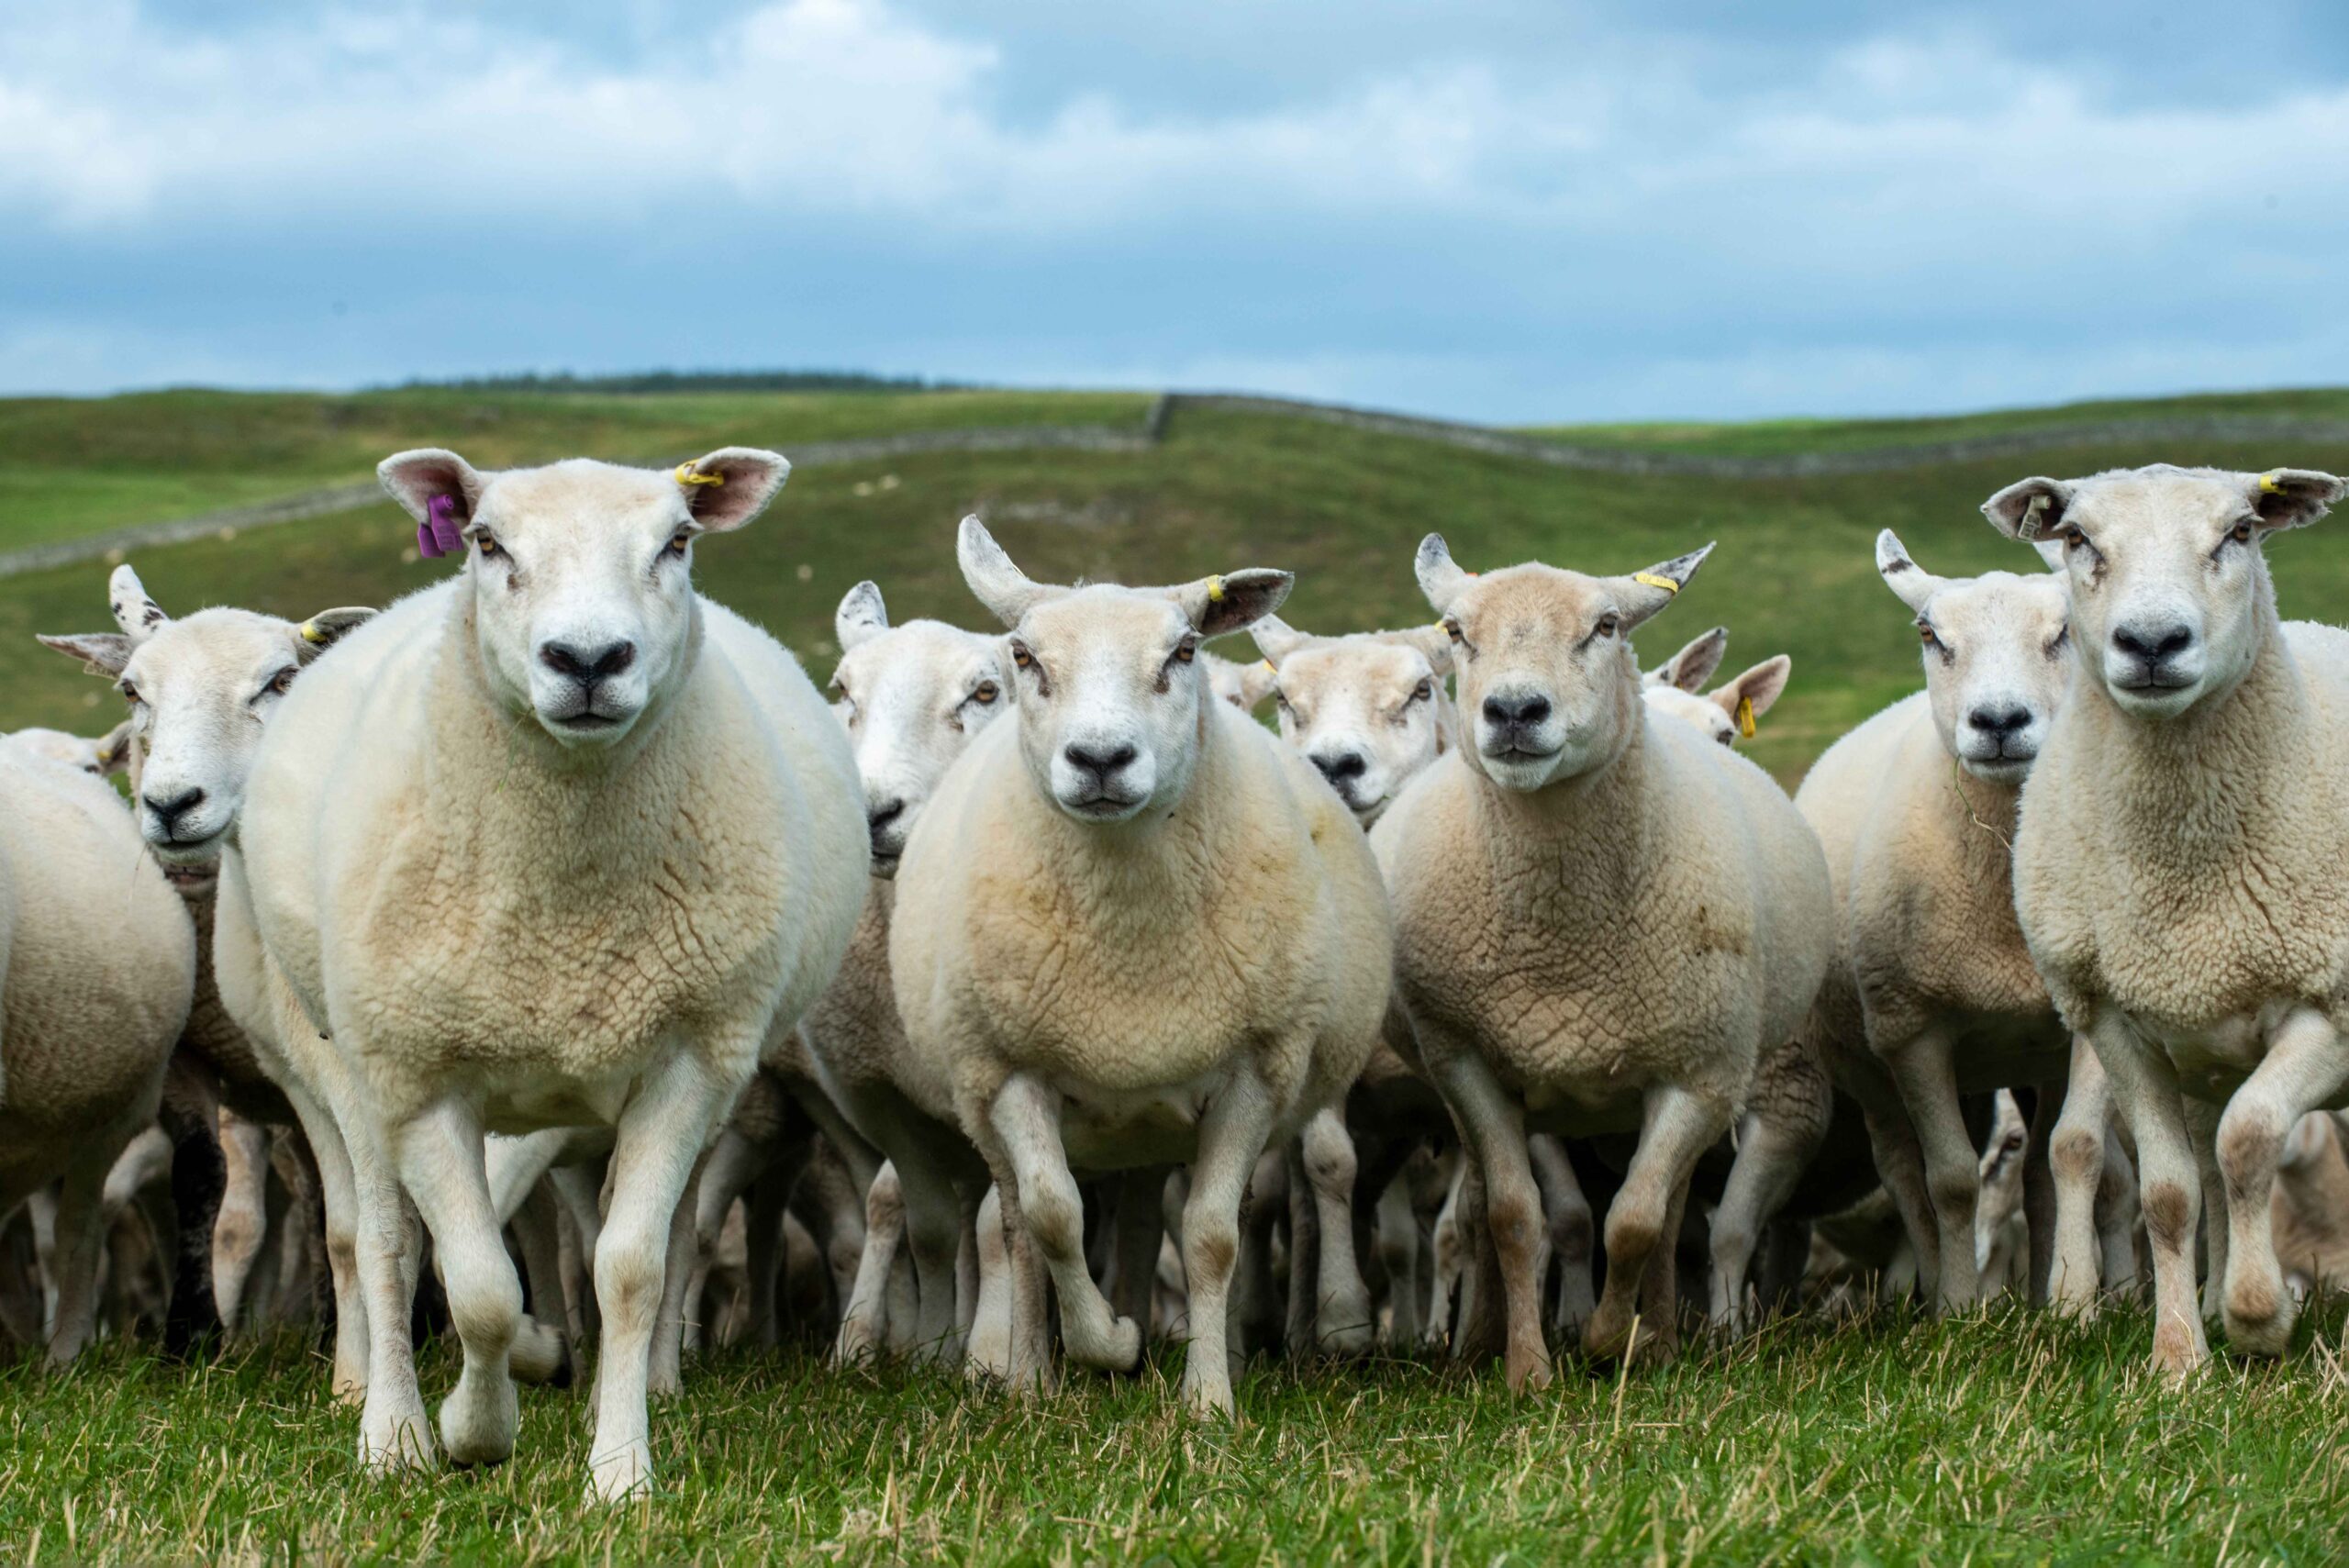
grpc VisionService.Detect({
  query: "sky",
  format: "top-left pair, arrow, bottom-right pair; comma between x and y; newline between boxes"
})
6,0 -> 2349,423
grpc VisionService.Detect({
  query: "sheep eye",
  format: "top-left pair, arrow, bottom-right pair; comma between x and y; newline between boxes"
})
1443,619 -> 1464,644
1411,678 -> 1433,704
2046,625 -> 2070,659
475,534 -> 503,560
2230,518 -> 2256,546
1919,625 -> 1941,650
265,666 -> 297,697
666,529 -> 693,559
1172,639 -> 1197,666
1716,729 -> 1733,746
1595,614 -> 1620,639
1011,645 -> 1034,672
118,681 -> 142,706
971,681 -> 999,706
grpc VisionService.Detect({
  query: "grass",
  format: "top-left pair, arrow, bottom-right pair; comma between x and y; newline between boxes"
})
6,388 -> 2349,785
4,1302 -> 2346,1562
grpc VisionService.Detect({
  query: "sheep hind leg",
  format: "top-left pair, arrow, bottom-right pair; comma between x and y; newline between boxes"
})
2212,1007 -> 2349,1358
1706,1115 -> 1808,1337
1375,1175 -> 1421,1346
391,1100 -> 524,1469
1106,1164 -> 1166,1347
1297,1110 -> 1375,1356
1526,1135 -> 1594,1335
1882,1028 -> 1983,1313
2183,1098 -> 2228,1323
1586,1085 -> 1728,1368
210,1110 -> 272,1337
648,1158 -> 707,1396
837,1162 -> 904,1364
1178,1073 -> 1278,1418
985,1073 -> 1139,1374
44,1140 -> 118,1363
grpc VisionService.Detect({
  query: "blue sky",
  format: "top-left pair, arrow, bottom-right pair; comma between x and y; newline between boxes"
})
6,0 -> 2349,422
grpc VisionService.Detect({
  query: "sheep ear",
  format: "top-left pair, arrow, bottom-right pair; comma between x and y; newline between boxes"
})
1981,476 -> 2073,541
1648,626 -> 1727,693
1174,569 -> 1292,639
677,447 -> 790,533
1876,529 -> 1944,614
1712,655 -> 1790,738
1414,534 -> 1471,615
36,633 -> 133,677
1249,613 -> 1310,666
1389,622 -> 1454,677
95,719 -> 135,777
295,606 -> 376,664
1234,658 -> 1279,711
2250,468 -> 2346,531
379,448 -> 487,527
1605,543 -> 1711,632
957,516 -> 1063,628
108,564 -> 168,643
836,581 -> 889,651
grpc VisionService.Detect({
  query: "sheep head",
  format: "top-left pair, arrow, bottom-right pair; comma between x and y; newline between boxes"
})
1876,529 -> 2068,784
1249,613 -> 1454,827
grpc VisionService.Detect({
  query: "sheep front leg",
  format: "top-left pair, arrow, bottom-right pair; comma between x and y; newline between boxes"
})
2045,1040 -> 2110,1315
1298,1109 -> 1375,1355
391,1099 -> 525,1468
42,1141 -> 116,1363
1881,1027 -> 1982,1311
2212,1006 -> 2349,1357
1858,1098 -> 1936,1304
837,1161 -> 905,1363
586,1054 -> 733,1504
985,1073 -> 1140,1373
685,1128 -> 767,1357
1433,1052 -> 1550,1392
1178,1073 -> 1277,1417
1705,1115 -> 1807,1336
1586,1085 -> 1727,1368
2089,1014 -> 2208,1378
647,1159 -> 706,1395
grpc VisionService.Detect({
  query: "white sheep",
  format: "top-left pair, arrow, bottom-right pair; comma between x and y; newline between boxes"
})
6,722 -> 131,778
1372,535 -> 1833,1384
233,447 -> 867,1498
1983,462 -> 2349,1375
0,738 -> 195,1362
39,563 -> 381,1381
1202,650 -> 1277,712
1642,640 -> 1792,751
1792,531 -> 2111,1313
888,518 -> 1394,1414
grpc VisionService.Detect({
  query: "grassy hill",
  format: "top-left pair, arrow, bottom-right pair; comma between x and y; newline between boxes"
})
5,384 -> 2349,787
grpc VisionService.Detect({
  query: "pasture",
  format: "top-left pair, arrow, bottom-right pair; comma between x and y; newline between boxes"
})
5,383 -> 2349,1563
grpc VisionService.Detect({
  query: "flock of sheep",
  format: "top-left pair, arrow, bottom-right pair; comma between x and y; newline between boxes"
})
6,445 -> 2349,1503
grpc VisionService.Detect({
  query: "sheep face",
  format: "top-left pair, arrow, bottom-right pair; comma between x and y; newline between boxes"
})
954,516 -> 1290,825
1983,464 -> 2345,722
1412,533 -> 1711,794
1876,530 -> 2068,784
378,447 -> 789,750
1252,617 -> 1453,827
36,563 -> 373,887
829,581 -> 1009,873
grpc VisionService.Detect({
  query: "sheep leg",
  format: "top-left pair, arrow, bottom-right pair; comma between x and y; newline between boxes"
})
2182,1097 -> 2228,1321
513,1179 -> 575,1372
2045,1039 -> 2110,1314
43,1144 -> 114,1363
1527,1134 -> 1596,1335
1434,1053 -> 1550,1391
685,1129 -> 766,1357
585,1056 -> 732,1503
885,1115 -> 979,1362
964,1184 -> 1014,1382
1178,1073 -> 1277,1418
838,1161 -> 904,1362
1375,1175 -> 1422,1345
487,1127 -> 614,1227
209,1109 -> 273,1336
2096,1126 -> 2142,1298
1586,1085 -> 1725,1368
1424,1157 -> 1466,1347
1107,1165 -> 1166,1344
391,1099 -> 527,1468
2090,1015 -> 2209,1378
1860,1100 -> 1937,1304
549,1163 -> 604,1341
277,1083 -> 370,1403
1233,1151 -> 1285,1357
2212,1006 -> 2349,1357
1882,1027 -> 1983,1312
985,1073 -> 1140,1374
648,1158 -> 706,1395
1297,1109 -> 1375,1356
1707,1114 -> 1808,1336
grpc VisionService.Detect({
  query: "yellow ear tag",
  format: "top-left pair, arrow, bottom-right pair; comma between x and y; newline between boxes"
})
298,620 -> 327,646
1736,695 -> 1756,739
1261,658 -> 1275,674
2259,473 -> 2283,494
1206,574 -> 1226,604
1633,573 -> 1680,595
675,462 -> 725,488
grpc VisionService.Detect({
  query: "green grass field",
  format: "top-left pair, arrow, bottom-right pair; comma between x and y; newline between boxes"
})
5,1303 -> 2345,1563
6,383 -> 2349,1562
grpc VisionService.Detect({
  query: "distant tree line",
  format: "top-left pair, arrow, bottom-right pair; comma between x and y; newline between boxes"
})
388,369 -> 971,395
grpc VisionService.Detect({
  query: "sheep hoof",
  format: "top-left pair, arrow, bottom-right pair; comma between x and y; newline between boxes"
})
2222,1285 -> 2294,1359
587,1454 -> 653,1505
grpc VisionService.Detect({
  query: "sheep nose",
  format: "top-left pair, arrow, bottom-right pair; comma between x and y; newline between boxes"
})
867,798 -> 906,840
1482,693 -> 1551,729
1063,740 -> 1137,777
144,786 -> 206,836
1967,703 -> 2032,736
2111,621 -> 2194,663
1311,750 -> 1367,784
538,639 -> 637,685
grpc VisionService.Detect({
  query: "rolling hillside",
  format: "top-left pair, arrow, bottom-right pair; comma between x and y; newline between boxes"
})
6,384 -> 2347,785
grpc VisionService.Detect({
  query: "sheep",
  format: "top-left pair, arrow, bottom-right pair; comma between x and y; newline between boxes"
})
2272,1111 -> 2349,1301
1643,653 -> 1792,751
793,579 -> 1013,1364
0,739 -> 195,1362
39,563 -> 383,1385
7,722 -> 131,778
888,517 -> 1394,1414
1202,651 -> 1277,712
1792,531 -> 2112,1314
1982,462 -> 2349,1375
1372,535 -> 1832,1385
231,446 -> 866,1498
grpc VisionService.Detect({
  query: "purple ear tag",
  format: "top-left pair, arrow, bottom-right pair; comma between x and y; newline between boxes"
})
418,494 -> 465,559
